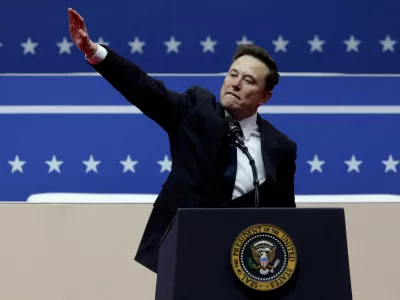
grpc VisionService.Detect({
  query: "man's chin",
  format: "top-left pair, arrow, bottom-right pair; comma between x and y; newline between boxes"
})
225,102 -> 240,110
222,98 -> 238,107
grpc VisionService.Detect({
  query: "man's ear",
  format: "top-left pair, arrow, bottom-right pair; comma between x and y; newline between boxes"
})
259,91 -> 272,105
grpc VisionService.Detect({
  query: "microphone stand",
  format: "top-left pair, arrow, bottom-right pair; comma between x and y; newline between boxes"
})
233,141 -> 260,208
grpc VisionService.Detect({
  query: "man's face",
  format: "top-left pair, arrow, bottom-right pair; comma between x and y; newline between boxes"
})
220,55 -> 272,120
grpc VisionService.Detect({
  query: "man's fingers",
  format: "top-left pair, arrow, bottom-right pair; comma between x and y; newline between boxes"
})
79,29 -> 91,45
70,8 -> 85,24
68,8 -> 84,28
68,9 -> 77,29
68,8 -> 76,22
68,7 -> 92,51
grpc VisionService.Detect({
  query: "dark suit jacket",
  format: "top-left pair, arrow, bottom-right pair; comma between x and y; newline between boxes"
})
90,45 -> 297,273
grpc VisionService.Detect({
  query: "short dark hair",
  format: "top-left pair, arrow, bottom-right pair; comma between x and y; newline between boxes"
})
232,44 -> 280,91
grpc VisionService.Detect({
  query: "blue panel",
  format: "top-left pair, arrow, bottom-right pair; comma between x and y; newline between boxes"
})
0,75 -> 399,201
1,0 -> 400,73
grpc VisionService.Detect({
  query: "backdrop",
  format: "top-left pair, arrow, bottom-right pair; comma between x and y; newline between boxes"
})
1,74 -> 399,201
1,0 -> 399,73
0,0 -> 399,201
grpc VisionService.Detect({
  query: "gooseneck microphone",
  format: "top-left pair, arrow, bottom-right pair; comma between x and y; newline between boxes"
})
225,118 -> 245,147
225,116 -> 260,208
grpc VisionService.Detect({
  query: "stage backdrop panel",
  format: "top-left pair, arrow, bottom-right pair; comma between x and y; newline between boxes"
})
0,75 -> 399,201
0,0 -> 400,73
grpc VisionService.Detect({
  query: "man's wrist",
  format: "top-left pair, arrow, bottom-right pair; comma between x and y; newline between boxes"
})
85,44 -> 108,65
84,43 -> 99,59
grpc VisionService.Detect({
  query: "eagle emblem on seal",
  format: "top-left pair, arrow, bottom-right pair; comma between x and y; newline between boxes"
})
248,240 -> 281,275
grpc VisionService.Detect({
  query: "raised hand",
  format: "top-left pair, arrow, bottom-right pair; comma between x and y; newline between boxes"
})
68,8 -> 98,57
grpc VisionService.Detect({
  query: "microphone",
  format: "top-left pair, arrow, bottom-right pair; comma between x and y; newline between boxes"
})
224,116 -> 260,207
225,117 -> 245,146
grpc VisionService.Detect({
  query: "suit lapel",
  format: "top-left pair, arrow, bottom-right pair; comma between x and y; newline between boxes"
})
204,101 -> 229,193
209,101 -> 233,199
258,115 -> 278,183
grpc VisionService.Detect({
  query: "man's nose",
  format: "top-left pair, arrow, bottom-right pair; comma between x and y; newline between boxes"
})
231,78 -> 241,89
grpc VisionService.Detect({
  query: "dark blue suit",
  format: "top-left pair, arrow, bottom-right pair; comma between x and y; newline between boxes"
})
91,45 -> 297,273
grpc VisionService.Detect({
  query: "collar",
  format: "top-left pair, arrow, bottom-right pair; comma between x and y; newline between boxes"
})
224,110 -> 258,141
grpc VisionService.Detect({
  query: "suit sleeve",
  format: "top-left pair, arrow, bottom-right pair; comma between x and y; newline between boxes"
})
89,45 -> 195,132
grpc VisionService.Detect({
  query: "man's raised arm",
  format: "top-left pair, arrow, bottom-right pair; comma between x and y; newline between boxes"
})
68,8 -> 195,132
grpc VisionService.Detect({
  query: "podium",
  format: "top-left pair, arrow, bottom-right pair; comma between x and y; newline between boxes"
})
155,208 -> 352,300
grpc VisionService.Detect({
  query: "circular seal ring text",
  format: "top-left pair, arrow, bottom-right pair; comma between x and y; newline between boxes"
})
231,224 -> 297,291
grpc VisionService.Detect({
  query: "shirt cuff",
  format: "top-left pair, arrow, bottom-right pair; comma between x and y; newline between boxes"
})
85,44 -> 108,65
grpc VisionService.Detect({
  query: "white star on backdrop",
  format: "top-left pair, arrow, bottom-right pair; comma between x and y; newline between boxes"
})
344,35 -> 361,52
8,155 -> 26,173
200,36 -> 217,53
158,155 -> 172,173
21,37 -> 38,55
96,36 -> 110,46
82,155 -> 101,173
45,155 -> 63,173
382,155 -> 399,173
236,35 -> 253,45
128,37 -> 146,54
0,42 -> 2,48
120,155 -> 138,173
344,155 -> 363,173
272,35 -> 289,52
57,37 -> 74,55
380,35 -> 397,52
164,36 -> 181,53
308,35 -> 325,52
307,155 -> 325,173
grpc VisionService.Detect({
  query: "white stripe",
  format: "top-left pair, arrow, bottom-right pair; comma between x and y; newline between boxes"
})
295,194 -> 400,203
0,106 -> 141,114
21,199 -> 400,204
258,106 -> 400,114
2,72 -> 400,77
0,105 -> 399,114
0,73 -> 224,77
23,193 -> 400,204
280,72 -> 400,78
24,198 -> 400,204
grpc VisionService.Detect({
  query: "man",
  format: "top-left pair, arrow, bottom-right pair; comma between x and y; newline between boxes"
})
68,8 -> 297,273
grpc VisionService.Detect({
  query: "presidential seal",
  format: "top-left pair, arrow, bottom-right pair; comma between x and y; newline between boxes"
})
231,224 -> 297,291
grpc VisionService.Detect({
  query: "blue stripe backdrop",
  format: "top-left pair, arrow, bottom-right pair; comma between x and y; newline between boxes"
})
0,76 -> 399,201
1,0 -> 399,201
2,76 -> 400,106
0,0 -> 400,73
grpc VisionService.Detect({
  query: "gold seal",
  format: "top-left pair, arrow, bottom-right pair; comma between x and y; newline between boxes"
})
231,224 -> 297,291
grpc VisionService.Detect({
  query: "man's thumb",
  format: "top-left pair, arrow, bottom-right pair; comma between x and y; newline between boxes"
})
78,29 -> 89,42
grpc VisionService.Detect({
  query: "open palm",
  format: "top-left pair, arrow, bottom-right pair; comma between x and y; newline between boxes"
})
68,8 -> 97,56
